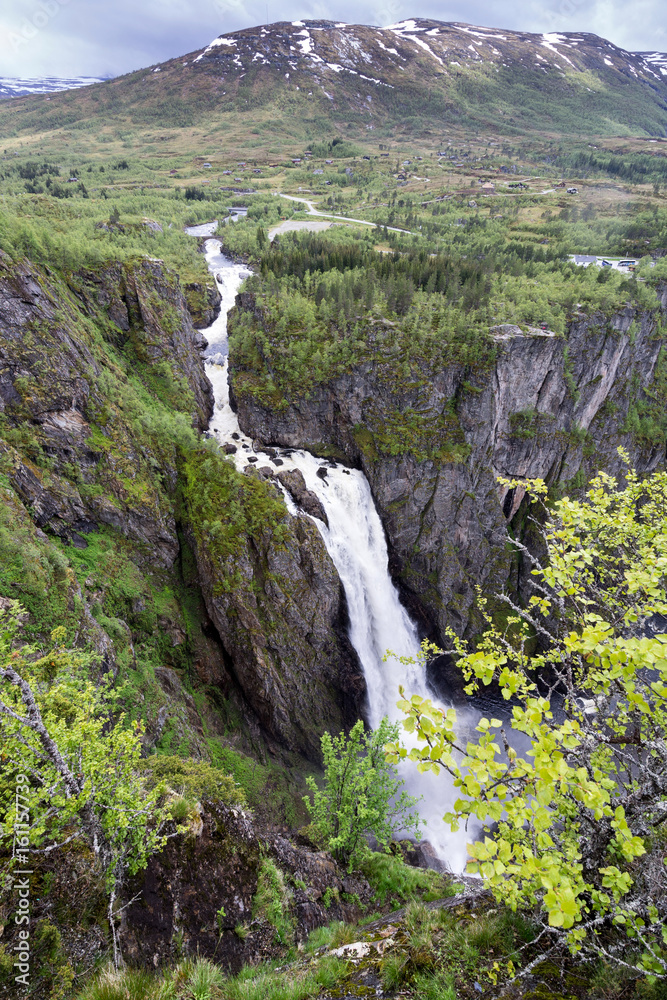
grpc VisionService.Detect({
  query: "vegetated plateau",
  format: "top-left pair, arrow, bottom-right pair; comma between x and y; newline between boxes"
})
2,15 -> 667,1000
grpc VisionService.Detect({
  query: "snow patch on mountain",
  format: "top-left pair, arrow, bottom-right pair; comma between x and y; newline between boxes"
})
0,76 -> 105,99
541,33 -> 576,68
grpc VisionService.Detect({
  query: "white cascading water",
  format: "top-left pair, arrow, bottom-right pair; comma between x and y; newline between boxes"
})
189,226 -> 479,872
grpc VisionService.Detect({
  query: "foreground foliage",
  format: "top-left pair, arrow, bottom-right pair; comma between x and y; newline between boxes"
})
0,605 -> 170,967
390,461 -> 667,978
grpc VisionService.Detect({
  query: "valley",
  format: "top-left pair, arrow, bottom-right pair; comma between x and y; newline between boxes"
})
1,15 -> 667,1000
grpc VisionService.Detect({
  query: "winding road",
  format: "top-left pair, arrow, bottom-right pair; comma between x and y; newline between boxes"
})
274,192 -> 415,235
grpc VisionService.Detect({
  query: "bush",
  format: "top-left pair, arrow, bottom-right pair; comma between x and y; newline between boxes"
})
137,755 -> 246,808
393,463 -> 667,978
304,718 -> 422,869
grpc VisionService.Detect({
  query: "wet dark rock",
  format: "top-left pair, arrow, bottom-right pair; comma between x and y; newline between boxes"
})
277,469 -> 329,527
184,278 -> 220,328
399,839 -> 449,873
224,442 -> 237,454
122,802 -> 372,972
316,467 -> 328,480
185,502 -> 364,759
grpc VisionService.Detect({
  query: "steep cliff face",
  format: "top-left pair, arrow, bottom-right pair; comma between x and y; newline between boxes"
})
183,462 -> 365,761
0,251 -> 212,561
231,291 -> 667,644
0,249 -> 364,762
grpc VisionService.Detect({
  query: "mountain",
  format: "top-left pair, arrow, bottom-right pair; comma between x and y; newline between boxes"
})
2,19 -> 667,148
0,76 -> 106,99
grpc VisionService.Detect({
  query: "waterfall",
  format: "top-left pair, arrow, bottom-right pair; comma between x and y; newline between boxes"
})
192,234 -> 479,872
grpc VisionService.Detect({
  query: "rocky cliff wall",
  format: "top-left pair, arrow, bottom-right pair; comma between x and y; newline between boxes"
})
231,290 -> 667,648
0,251 -> 212,559
0,250 -> 364,761
182,460 -> 365,760
122,801 -> 371,972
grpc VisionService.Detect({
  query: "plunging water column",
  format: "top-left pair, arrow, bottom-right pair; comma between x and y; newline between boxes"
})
190,228 -> 478,871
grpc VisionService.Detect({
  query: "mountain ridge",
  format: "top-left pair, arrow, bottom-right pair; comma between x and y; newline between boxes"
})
189,17 -> 667,86
2,17 -> 667,146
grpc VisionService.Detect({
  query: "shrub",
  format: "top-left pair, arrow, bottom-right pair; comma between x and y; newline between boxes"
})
392,463 -> 667,978
304,718 -> 422,869
137,755 -> 246,808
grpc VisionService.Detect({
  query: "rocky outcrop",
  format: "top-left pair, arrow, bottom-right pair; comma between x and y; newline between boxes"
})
186,483 -> 365,761
231,294 -> 667,647
277,468 -> 329,526
0,249 -> 367,761
0,251 -> 213,562
72,257 -> 214,429
184,279 -> 221,328
121,801 -> 372,972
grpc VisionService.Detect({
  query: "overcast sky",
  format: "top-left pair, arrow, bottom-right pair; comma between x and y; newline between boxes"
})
1,0 -> 665,79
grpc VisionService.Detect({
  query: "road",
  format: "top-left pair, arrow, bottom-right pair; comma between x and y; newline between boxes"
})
276,193 -> 415,234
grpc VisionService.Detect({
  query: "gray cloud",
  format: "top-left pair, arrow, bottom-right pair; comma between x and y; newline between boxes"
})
0,0 -> 664,79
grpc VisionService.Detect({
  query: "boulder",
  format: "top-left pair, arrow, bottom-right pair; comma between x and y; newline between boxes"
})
276,469 -> 328,527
